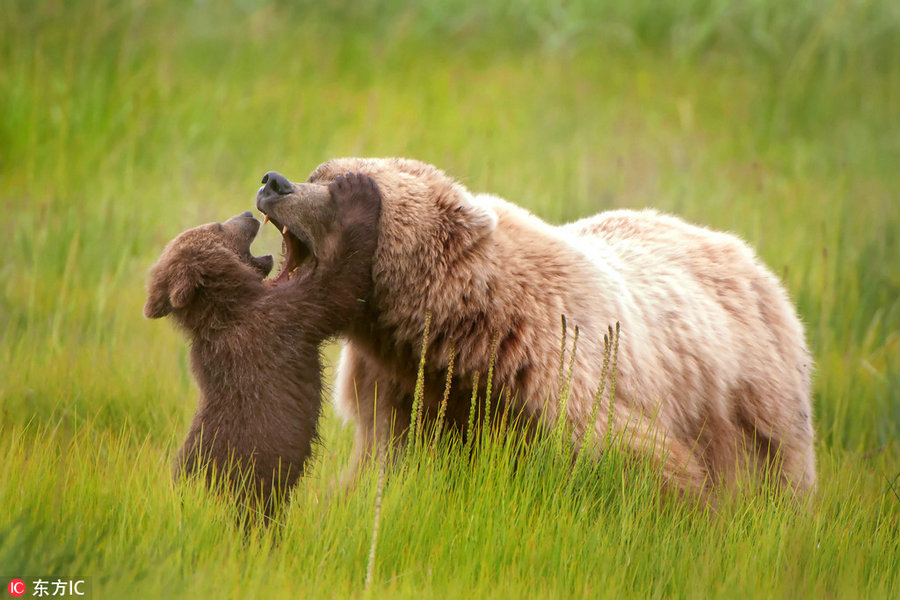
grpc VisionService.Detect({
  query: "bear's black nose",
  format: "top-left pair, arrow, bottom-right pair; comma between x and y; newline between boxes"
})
261,171 -> 292,196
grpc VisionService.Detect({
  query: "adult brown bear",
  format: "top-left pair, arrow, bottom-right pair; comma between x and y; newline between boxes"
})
256,158 -> 816,499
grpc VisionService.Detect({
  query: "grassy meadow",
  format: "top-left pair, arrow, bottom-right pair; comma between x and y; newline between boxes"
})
2,0 -> 899,597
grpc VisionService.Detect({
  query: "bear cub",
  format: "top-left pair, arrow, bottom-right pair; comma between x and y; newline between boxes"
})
144,173 -> 381,515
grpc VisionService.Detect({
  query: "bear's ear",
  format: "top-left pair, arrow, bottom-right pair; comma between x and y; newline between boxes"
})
453,192 -> 498,242
143,264 -> 200,319
143,273 -> 172,319
166,264 -> 201,310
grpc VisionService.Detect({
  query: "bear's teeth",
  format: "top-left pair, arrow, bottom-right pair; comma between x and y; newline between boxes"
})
263,215 -> 269,225
282,225 -> 289,235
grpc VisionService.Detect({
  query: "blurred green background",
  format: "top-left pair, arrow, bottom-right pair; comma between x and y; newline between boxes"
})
1,0 -> 898,597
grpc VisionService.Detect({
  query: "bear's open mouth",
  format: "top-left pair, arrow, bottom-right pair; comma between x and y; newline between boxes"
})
263,215 -> 313,285
248,254 -> 275,278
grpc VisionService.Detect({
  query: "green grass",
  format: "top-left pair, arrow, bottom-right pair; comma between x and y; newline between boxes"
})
2,0 -> 899,597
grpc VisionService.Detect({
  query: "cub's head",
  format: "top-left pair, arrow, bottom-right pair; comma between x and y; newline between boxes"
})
144,211 -> 274,320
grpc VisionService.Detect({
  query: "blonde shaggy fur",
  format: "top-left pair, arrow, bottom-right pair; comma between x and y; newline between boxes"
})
304,158 -> 815,498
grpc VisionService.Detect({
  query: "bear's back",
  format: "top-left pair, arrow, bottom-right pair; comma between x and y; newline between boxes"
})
559,208 -> 810,430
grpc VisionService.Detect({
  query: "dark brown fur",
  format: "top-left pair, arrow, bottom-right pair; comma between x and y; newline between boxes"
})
144,173 -> 381,515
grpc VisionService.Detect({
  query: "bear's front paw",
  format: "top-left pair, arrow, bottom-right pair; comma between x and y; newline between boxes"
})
329,172 -> 382,229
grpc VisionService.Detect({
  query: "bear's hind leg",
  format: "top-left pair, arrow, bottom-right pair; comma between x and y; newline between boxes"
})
610,414 -> 712,503
734,382 -> 817,497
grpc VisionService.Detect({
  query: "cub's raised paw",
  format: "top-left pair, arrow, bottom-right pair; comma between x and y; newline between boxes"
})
329,172 -> 381,227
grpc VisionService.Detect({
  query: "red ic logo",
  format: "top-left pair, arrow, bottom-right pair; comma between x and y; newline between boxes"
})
7,579 -> 26,597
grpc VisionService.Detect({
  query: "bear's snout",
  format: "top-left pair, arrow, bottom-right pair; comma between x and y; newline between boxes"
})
258,171 -> 293,209
224,211 -> 261,238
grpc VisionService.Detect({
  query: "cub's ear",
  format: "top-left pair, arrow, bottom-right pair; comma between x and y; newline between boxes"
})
143,263 -> 200,318
144,272 -> 172,319
453,191 -> 498,242
167,264 -> 201,310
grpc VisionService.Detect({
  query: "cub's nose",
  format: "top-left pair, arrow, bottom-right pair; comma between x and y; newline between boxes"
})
225,210 -> 259,228
261,171 -> 292,196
